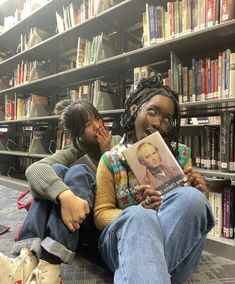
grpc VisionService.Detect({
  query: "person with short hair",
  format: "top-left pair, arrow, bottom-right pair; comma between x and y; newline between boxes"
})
0,99 -> 121,284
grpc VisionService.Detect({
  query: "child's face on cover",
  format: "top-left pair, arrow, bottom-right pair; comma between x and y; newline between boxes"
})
81,113 -> 103,145
134,94 -> 175,141
141,144 -> 161,169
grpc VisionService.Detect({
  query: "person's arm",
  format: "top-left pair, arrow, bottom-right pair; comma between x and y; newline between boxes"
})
25,147 -> 82,201
94,158 -> 122,231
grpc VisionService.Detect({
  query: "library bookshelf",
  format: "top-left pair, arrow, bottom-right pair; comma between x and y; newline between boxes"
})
0,0 -> 235,259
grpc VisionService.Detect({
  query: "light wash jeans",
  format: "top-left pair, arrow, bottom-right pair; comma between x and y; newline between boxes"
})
12,164 -> 97,264
98,186 -> 215,284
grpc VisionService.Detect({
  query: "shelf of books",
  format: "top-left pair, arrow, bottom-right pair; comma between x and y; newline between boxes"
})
0,0 -> 235,259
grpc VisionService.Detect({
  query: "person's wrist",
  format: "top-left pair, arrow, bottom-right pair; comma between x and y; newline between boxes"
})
57,189 -> 73,203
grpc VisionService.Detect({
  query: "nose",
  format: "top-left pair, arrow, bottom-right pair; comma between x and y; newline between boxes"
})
151,116 -> 161,130
92,120 -> 100,130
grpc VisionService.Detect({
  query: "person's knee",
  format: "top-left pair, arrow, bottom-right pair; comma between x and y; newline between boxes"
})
179,187 -> 207,206
121,206 -> 159,227
176,187 -> 212,219
52,164 -> 68,179
68,164 -> 95,179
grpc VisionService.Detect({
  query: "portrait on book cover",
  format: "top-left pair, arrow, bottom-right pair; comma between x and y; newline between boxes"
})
122,132 -> 185,192
136,141 -> 180,190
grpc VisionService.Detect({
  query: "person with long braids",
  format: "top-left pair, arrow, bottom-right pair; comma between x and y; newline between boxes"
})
94,75 -> 215,284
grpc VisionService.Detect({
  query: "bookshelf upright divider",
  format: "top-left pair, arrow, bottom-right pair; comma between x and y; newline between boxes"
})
0,0 -> 235,260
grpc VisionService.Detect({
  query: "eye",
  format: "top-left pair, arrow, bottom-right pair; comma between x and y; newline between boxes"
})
85,121 -> 91,127
146,108 -> 158,117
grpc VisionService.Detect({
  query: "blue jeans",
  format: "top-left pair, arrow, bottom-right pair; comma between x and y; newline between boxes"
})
98,186 -> 215,284
12,164 -> 96,264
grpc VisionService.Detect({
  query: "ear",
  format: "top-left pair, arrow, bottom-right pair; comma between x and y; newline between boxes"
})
130,104 -> 138,116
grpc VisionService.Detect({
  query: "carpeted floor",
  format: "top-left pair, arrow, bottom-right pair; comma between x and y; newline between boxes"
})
0,185 -> 235,284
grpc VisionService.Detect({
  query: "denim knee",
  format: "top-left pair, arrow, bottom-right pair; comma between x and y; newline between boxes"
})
168,186 -> 215,232
112,206 -> 160,233
52,163 -> 68,180
175,186 -> 210,214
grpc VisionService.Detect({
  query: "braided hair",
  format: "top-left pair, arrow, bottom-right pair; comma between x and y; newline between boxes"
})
120,74 -> 181,159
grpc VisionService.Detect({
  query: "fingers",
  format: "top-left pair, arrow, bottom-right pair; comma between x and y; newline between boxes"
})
63,201 -> 90,232
184,168 -> 207,193
135,184 -> 163,210
96,127 -> 112,153
140,194 -> 163,210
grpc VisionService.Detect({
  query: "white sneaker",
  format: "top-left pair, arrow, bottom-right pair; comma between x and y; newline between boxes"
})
26,260 -> 63,284
0,248 -> 38,284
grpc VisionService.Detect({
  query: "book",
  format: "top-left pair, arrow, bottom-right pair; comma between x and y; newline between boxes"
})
70,154 -> 97,173
122,131 -> 186,195
220,0 -> 235,23
27,27 -> 51,49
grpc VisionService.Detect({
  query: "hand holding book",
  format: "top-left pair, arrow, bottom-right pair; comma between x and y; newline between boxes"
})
134,184 -> 163,210
184,167 -> 207,192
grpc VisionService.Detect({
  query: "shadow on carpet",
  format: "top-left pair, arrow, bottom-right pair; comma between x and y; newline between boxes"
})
0,185 -> 235,284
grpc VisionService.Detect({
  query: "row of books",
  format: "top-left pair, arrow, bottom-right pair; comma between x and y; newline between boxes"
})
11,60 -> 51,87
0,31 -> 115,89
76,32 -> 116,67
134,48 -> 235,102
181,116 -> 221,125
56,0 -> 119,34
208,185 -> 235,239
169,50 -> 235,102
16,27 -> 51,54
2,0 -> 48,32
4,94 -> 52,121
142,0 -> 235,47
68,79 -> 121,111
6,157 -> 39,180
2,124 -> 56,155
179,121 -> 235,173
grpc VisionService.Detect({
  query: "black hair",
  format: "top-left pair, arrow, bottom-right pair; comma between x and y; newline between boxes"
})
120,74 -> 181,159
53,99 -> 71,116
62,99 -> 101,150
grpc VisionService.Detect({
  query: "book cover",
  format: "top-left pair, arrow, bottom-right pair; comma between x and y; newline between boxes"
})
122,131 -> 186,195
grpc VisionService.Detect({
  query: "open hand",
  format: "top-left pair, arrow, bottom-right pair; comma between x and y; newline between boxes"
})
184,167 -> 207,192
135,185 -> 163,210
58,190 -> 90,232
96,121 -> 112,153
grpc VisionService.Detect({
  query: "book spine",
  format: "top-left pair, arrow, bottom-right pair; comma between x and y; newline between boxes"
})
230,188 -> 234,238
229,121 -> 235,172
208,191 -> 215,236
229,53 -> 235,98
220,112 -> 231,172
149,5 -> 157,45
214,192 -> 223,237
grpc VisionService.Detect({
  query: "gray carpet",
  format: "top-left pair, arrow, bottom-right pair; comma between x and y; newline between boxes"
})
0,185 -> 235,284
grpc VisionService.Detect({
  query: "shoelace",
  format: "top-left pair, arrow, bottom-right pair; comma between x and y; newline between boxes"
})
27,267 -> 42,284
0,252 -> 29,282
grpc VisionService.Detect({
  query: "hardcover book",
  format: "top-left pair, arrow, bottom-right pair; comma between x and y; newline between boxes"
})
122,131 -> 186,195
